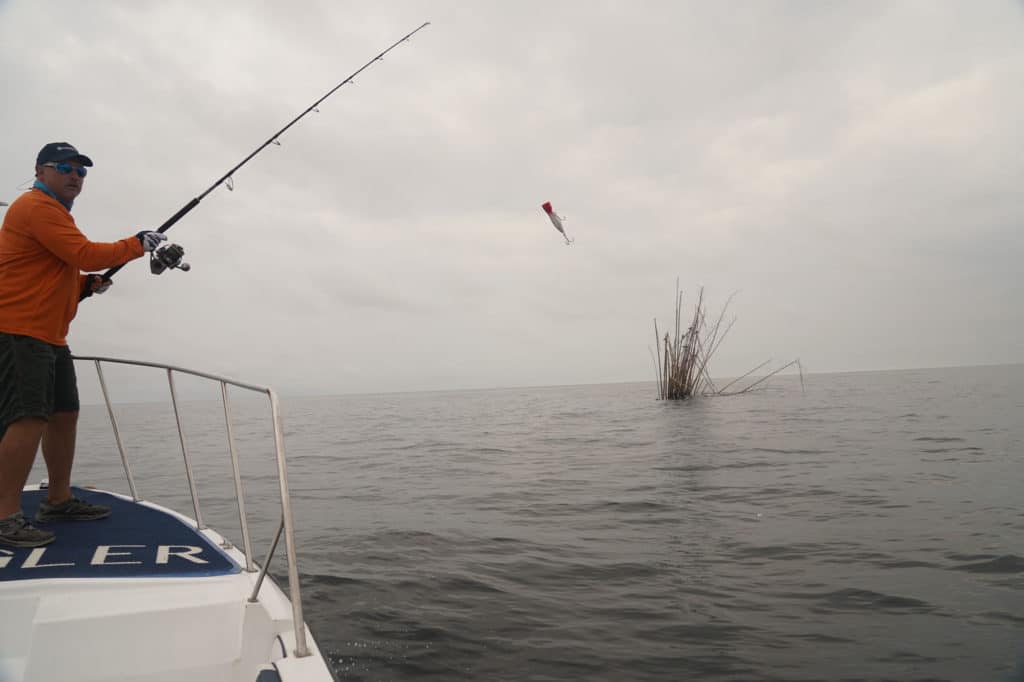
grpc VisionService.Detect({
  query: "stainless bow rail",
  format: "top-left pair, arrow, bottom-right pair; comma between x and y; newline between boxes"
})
72,355 -> 311,658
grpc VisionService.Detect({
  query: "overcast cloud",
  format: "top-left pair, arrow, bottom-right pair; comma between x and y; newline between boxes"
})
1,1 -> 1022,397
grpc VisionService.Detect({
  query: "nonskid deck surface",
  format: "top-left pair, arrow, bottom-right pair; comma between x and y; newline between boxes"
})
0,487 -> 239,581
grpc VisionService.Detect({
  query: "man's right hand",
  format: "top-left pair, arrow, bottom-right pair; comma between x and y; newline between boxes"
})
135,231 -> 167,252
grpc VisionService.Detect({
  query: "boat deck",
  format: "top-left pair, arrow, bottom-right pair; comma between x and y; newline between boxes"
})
0,355 -> 334,681
0,487 -> 308,682
1,488 -> 239,581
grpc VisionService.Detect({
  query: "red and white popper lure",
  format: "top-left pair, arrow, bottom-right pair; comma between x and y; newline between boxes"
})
541,201 -> 573,245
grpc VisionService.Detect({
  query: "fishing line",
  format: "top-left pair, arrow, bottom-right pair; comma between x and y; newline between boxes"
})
92,21 -> 431,289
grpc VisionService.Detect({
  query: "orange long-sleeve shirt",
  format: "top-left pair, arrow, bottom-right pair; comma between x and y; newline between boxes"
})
0,188 -> 144,346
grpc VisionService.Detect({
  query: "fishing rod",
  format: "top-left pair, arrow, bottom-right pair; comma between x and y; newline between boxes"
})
90,21 -> 430,292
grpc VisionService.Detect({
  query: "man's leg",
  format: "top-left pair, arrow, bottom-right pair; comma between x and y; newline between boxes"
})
40,410 -> 77,505
34,345 -> 110,523
0,416 -> 54,547
0,417 -> 46,518
0,333 -> 52,519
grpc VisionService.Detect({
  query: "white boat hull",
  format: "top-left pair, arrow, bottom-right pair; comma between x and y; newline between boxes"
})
0,486 -> 333,682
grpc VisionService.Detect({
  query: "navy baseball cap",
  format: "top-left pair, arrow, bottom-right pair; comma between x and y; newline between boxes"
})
37,142 -> 93,167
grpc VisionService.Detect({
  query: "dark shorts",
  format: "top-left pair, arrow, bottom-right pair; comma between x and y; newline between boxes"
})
0,332 -> 79,437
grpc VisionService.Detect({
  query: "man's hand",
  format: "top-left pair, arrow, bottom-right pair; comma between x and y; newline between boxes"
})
80,274 -> 112,299
91,275 -> 112,294
135,230 -> 167,252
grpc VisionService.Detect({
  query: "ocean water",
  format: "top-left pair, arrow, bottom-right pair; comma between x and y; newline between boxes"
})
38,364 -> 1024,681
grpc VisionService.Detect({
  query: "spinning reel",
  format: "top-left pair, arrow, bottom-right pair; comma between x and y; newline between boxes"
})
150,242 -> 191,274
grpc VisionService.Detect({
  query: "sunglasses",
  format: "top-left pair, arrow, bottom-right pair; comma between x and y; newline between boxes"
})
43,162 -> 88,178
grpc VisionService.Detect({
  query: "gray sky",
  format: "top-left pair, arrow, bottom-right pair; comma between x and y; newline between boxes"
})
2,1 -> 1022,396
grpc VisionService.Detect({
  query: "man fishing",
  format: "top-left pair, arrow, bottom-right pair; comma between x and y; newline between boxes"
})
0,142 -> 166,548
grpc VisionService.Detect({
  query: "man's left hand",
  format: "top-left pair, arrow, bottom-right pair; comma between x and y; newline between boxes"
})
81,274 -> 112,298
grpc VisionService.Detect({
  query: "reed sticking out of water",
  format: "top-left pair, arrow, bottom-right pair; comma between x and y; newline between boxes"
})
651,284 -> 803,400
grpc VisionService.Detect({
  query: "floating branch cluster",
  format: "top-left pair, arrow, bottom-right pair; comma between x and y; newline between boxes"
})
651,283 -> 803,400
652,285 -> 730,399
